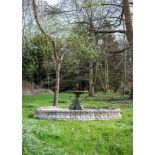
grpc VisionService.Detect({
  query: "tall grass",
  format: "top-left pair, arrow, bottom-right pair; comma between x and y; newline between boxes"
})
23,92 -> 133,155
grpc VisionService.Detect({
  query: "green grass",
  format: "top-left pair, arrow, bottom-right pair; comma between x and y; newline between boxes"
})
22,92 -> 133,155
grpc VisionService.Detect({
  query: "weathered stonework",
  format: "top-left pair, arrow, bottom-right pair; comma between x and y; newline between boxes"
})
35,107 -> 121,120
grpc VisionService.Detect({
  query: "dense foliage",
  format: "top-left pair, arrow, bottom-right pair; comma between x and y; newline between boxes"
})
22,0 -> 133,94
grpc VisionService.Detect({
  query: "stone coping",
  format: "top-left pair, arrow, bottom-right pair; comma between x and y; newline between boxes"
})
35,106 -> 121,120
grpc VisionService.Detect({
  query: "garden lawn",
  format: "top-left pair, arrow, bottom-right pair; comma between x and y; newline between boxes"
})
22,92 -> 133,155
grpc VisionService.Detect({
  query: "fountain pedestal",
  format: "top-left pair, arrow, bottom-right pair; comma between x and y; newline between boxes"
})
69,91 -> 88,110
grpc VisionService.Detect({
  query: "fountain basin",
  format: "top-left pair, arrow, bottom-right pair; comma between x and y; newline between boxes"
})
35,107 -> 121,120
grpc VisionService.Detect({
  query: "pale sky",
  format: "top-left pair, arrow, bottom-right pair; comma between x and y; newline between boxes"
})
45,0 -> 60,5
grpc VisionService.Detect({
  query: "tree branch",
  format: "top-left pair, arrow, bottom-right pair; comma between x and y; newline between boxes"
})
109,46 -> 130,54
32,0 -> 58,60
95,30 -> 126,34
100,3 -> 122,8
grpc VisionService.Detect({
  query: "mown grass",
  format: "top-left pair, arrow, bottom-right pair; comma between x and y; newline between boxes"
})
22,92 -> 133,155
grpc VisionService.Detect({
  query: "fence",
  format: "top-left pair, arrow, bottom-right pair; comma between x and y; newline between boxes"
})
22,80 -> 52,96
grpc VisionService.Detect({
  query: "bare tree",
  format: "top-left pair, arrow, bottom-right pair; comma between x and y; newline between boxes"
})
32,0 -> 66,106
34,0 -> 133,95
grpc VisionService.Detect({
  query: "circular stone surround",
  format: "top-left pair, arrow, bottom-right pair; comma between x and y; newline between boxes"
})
35,106 -> 121,120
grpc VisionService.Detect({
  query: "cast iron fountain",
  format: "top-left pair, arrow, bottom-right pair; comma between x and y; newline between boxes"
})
35,91 -> 121,120
69,91 -> 87,110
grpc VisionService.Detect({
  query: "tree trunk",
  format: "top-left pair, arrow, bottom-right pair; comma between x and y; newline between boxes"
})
98,68 -> 105,92
123,25 -> 127,94
53,63 -> 61,106
123,51 -> 127,94
122,0 -> 133,96
122,0 -> 133,47
104,33 -> 109,92
104,55 -> 109,92
88,62 -> 94,96
129,87 -> 133,99
91,84 -> 95,95
47,74 -> 50,88
88,62 -> 98,96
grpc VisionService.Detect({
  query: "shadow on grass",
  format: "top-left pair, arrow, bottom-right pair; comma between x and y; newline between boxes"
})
22,104 -> 36,108
49,100 -> 68,104
28,114 -> 34,118
84,95 -> 131,102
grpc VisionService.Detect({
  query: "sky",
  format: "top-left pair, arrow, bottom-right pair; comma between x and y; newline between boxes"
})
45,0 -> 60,5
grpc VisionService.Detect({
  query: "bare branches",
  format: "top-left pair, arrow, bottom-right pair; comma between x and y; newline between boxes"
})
100,3 -> 122,8
95,30 -> 126,34
32,0 -> 58,60
109,46 -> 130,54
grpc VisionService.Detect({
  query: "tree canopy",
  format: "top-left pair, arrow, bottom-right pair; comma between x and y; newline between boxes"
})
22,0 -> 133,104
